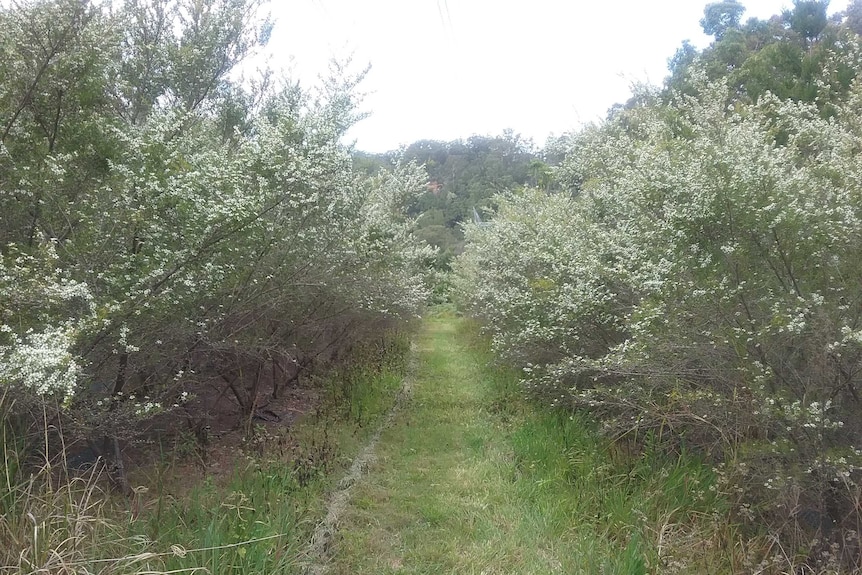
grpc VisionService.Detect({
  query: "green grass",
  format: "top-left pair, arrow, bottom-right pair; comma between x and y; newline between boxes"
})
327,316 -> 736,574
1,321 -> 740,573
131,339 -> 410,575
0,335 -> 411,575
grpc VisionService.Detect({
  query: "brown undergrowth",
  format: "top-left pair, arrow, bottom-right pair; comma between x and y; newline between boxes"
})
0,331 -> 412,574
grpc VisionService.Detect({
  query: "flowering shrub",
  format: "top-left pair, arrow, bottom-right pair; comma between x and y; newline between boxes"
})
1,326 -> 82,402
0,0 -> 431,452
456,63 -> 862,566
0,246 -> 94,402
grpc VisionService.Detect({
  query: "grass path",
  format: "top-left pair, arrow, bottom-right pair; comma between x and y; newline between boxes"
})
326,315 -> 565,574
318,317 -> 625,574
316,316 -> 729,574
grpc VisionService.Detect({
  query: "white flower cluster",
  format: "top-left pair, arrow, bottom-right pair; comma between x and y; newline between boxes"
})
0,325 -> 81,400
0,248 -> 93,402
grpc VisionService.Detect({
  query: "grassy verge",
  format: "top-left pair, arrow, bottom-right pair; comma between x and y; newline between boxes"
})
327,315 -> 738,574
0,334 -> 411,575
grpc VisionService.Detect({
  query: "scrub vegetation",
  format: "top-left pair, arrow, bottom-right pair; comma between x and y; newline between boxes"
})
5,0 -> 862,573
456,2 -> 862,571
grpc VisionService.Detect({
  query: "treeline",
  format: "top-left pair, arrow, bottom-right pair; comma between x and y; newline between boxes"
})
666,0 -> 857,109
0,0 -> 432,486
456,1 -> 862,571
356,133 -> 547,268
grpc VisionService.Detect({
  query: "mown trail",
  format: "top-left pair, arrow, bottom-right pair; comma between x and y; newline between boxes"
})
315,316 -> 584,574
298,315 -> 733,575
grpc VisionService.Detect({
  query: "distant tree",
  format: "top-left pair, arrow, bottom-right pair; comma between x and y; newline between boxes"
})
665,40 -> 699,94
528,159 -> 553,191
381,134 -> 540,269
787,0 -> 829,44
847,0 -> 862,35
701,0 -> 746,39
661,0 -> 858,113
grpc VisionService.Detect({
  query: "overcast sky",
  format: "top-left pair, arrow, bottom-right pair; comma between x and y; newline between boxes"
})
263,0 -> 850,152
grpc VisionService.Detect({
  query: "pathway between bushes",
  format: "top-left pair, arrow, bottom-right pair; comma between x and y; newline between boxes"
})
301,316 -> 580,575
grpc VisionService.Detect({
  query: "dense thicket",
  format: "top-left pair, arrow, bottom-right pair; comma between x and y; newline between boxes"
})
0,0 -> 432,478
456,4 -> 862,571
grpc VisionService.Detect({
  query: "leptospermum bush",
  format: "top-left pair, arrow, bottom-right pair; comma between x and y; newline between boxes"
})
0,0 -> 431,455
456,60 -> 862,565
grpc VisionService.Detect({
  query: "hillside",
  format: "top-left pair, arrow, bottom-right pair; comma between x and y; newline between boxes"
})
355,134 -> 549,268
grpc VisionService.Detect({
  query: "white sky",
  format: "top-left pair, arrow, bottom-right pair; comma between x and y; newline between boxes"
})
263,0 -> 850,152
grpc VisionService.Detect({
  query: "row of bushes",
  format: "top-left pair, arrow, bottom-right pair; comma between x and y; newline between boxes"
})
0,0 -> 432,484
455,51 -> 862,571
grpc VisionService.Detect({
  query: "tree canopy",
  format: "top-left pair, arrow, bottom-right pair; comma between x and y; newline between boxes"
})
356,133 -> 544,269
700,0 -> 746,39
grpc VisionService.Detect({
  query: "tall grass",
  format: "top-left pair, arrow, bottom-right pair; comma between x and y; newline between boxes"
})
0,333 -> 411,574
0,391 -> 139,574
460,318 -> 742,573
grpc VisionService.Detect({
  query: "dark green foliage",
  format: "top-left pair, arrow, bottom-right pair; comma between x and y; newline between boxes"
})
666,0 -> 859,114
402,134 -> 538,224
787,0 -> 829,42
354,133 -> 546,269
